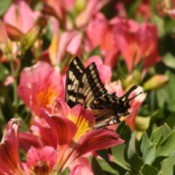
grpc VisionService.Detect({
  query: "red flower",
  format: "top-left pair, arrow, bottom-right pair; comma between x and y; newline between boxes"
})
19,100 -> 124,173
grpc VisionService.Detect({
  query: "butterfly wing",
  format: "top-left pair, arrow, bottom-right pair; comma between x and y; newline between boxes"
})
66,57 -> 116,127
66,57 -> 86,107
66,57 -> 141,129
66,57 -> 109,107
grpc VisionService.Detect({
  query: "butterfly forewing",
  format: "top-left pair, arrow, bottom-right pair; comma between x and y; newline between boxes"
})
66,57 -> 86,107
66,57 -> 109,108
84,63 -> 109,108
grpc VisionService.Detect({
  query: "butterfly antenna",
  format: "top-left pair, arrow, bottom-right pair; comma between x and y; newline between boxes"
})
127,91 -> 143,102
121,85 -> 143,102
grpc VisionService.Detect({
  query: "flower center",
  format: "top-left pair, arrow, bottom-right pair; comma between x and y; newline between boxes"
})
37,87 -> 58,107
34,161 -> 50,175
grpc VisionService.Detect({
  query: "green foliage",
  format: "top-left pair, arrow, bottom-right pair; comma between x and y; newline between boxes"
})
92,123 -> 175,175
0,0 -> 12,16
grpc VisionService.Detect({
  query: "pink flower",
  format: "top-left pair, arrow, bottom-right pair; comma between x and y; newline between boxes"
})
47,18 -> 82,65
86,15 -> 160,73
0,119 -> 57,175
19,100 -> 124,173
156,0 -> 175,18
75,0 -> 110,27
0,119 -> 24,175
26,146 -> 57,174
18,61 -> 64,115
3,1 -> 40,34
45,101 -> 123,171
85,13 -> 120,68
1,99 -> 123,174
43,0 -> 109,28
111,18 -> 160,73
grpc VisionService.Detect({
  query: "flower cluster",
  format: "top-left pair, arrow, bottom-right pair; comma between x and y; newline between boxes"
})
0,0 -> 173,174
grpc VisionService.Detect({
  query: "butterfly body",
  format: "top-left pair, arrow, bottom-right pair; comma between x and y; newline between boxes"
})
66,57 -> 141,128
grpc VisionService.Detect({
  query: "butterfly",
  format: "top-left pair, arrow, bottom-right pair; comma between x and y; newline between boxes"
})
66,57 -> 142,129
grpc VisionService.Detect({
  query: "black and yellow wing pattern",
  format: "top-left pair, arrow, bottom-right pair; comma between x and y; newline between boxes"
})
66,57 -> 141,129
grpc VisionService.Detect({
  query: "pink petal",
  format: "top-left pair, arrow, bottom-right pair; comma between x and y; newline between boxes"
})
42,112 -> 77,146
70,157 -> 93,175
74,129 -> 124,158
0,119 -> 24,174
85,55 -> 112,84
19,132 -> 42,151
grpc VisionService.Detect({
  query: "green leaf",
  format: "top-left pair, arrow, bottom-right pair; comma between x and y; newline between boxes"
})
156,88 -> 169,109
138,164 -> 159,175
127,132 -> 138,159
152,15 -> 165,37
96,158 -> 121,175
163,53 -> 175,70
140,133 -> 156,164
156,130 -> 175,157
0,0 -> 12,16
112,144 -> 130,170
165,70 -> 175,112
92,157 -> 106,175
156,70 -> 175,112
127,132 -> 143,172
161,154 -> 175,175
92,157 -> 121,175
151,124 -> 171,144
0,64 -> 9,81
87,46 -> 102,58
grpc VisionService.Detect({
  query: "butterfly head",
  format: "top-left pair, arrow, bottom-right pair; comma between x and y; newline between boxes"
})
113,85 -> 143,123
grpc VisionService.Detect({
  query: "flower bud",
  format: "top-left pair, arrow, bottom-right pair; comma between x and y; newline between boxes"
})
143,75 -> 169,91
75,0 -> 86,14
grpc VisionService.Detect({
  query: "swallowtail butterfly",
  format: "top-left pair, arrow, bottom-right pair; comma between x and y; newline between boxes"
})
66,57 -> 142,129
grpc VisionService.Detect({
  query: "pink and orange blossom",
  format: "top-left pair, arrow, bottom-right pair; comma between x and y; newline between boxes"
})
18,99 -> 124,173
18,61 -> 64,116
86,14 -> 160,73
0,100 -> 124,174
